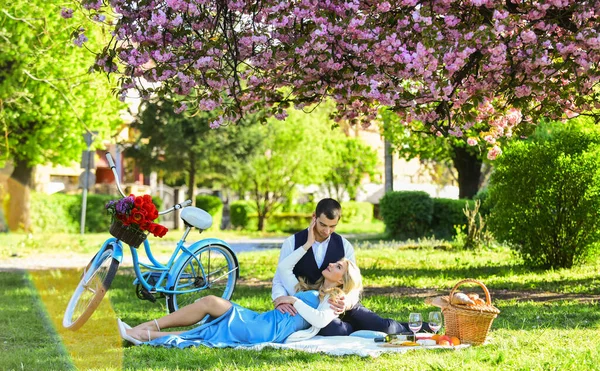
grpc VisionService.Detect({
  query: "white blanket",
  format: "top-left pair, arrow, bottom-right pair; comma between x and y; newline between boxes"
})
244,335 -> 470,358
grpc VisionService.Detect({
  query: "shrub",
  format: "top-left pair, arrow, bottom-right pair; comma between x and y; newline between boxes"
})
31,193 -> 116,233
379,191 -> 433,240
230,200 -> 254,229
195,195 -> 223,231
487,121 -> 600,269
431,198 -> 472,240
341,201 -> 373,224
31,192 -> 80,233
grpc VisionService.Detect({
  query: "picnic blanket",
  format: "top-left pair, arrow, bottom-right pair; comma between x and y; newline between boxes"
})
243,332 -> 471,358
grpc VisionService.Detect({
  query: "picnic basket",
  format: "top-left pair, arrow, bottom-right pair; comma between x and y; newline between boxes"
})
442,279 -> 500,345
109,220 -> 147,248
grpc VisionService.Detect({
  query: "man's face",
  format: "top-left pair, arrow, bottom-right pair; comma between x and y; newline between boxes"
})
313,213 -> 339,241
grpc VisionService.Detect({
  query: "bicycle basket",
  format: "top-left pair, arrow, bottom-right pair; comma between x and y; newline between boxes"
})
109,220 -> 147,248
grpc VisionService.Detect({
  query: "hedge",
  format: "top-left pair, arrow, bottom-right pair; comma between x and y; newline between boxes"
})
379,191 -> 433,240
431,198 -> 473,240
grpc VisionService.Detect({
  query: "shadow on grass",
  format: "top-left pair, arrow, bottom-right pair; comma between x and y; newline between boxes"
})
360,265 -> 600,294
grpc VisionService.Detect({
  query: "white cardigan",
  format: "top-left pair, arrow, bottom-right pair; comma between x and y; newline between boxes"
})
274,247 -> 338,342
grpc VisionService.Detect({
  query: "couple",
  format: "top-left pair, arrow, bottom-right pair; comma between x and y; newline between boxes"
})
118,198 -> 421,347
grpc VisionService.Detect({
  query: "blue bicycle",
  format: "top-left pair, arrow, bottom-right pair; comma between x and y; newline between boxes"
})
63,153 -> 239,330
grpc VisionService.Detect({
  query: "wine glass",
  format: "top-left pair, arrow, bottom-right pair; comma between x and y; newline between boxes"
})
408,312 -> 423,341
428,311 -> 443,335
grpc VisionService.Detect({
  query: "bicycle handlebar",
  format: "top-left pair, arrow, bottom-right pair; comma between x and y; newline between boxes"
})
106,152 -> 127,198
106,152 -> 192,215
158,200 -> 192,215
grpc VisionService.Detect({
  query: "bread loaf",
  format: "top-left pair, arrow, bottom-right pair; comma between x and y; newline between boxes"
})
451,292 -> 475,305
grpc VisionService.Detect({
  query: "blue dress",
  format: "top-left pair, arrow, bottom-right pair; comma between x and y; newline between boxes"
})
146,290 -> 320,348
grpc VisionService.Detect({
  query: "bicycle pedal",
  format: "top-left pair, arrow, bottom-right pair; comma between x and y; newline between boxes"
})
136,285 -> 157,303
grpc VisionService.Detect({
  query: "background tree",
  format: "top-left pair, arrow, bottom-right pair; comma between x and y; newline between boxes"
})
380,108 -> 491,198
125,98 -> 260,202
0,2 -> 124,230
234,107 -> 333,231
323,136 -> 380,201
73,1 -> 600,159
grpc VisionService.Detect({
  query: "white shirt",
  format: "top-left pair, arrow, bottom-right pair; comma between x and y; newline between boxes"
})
271,231 -> 358,307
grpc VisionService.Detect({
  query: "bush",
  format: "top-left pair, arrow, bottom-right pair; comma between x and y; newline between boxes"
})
195,195 -> 223,231
341,201 -> 373,224
431,198 -> 472,240
379,191 -> 433,240
31,192 -> 80,233
488,121 -> 600,269
230,200 -> 254,229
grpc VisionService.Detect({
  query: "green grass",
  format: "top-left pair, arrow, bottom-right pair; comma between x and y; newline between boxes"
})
1,233 -> 599,370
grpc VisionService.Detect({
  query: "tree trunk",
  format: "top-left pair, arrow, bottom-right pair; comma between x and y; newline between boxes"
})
257,213 -> 265,231
451,145 -> 482,199
187,153 -> 196,203
7,159 -> 33,231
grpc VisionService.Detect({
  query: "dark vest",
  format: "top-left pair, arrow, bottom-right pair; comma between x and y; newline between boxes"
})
292,229 -> 345,284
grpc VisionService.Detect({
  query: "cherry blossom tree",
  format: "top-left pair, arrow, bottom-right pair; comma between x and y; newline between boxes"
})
70,0 -> 600,159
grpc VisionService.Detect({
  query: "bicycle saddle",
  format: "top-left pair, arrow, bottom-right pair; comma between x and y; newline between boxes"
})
180,207 -> 213,230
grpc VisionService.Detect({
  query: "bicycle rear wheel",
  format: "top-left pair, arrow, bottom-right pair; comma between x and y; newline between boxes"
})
63,244 -> 119,330
167,243 -> 238,313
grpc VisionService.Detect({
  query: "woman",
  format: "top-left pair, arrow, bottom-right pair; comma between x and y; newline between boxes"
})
117,218 -> 363,348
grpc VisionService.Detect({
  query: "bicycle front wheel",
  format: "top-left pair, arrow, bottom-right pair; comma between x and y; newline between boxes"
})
63,244 -> 119,330
167,243 -> 238,313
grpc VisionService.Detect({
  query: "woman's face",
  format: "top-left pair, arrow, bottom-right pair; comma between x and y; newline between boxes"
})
322,260 -> 348,285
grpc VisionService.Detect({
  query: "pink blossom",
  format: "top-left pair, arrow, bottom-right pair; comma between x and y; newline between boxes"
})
487,145 -> 502,160
377,2 -> 391,12
467,138 -> 478,146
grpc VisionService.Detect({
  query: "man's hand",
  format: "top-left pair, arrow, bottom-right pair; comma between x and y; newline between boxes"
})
328,294 -> 348,315
273,296 -> 298,315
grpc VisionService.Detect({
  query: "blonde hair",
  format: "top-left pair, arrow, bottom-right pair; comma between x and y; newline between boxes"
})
295,258 -> 363,302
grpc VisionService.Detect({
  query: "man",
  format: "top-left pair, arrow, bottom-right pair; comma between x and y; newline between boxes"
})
272,198 -> 417,336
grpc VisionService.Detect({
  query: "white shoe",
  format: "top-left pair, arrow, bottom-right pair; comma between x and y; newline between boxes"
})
117,318 -> 142,346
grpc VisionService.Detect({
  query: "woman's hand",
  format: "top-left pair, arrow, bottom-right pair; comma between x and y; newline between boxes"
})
328,294 -> 347,314
304,216 -> 316,250
273,295 -> 297,307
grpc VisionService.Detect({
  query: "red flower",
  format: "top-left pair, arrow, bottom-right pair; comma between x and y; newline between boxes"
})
107,193 -> 168,238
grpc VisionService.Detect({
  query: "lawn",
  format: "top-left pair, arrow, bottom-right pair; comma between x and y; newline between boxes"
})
0,232 -> 599,370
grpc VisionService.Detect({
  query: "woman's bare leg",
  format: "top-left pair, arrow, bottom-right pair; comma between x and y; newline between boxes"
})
129,295 -> 232,336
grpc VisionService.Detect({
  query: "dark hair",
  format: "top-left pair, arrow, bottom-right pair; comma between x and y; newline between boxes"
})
315,198 -> 342,220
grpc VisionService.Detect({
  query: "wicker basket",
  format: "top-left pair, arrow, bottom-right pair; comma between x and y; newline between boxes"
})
109,220 -> 147,248
442,279 -> 500,345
